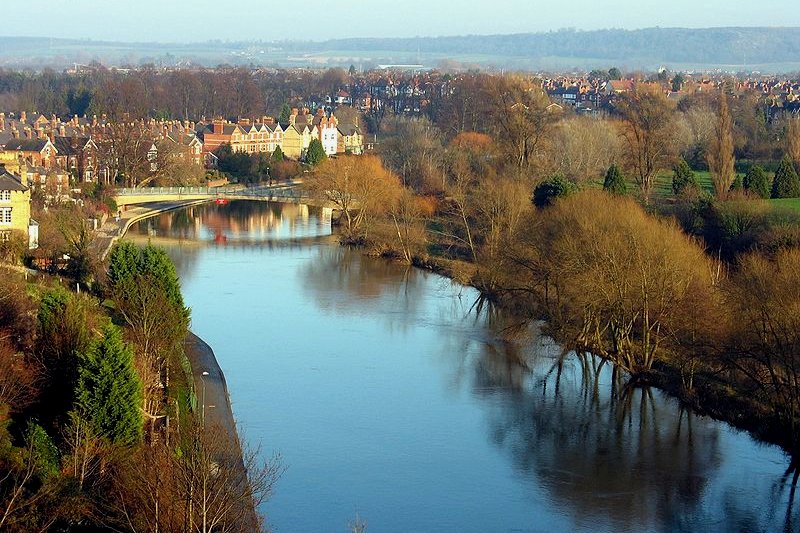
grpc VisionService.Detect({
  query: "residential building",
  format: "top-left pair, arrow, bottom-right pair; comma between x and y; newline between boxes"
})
0,164 -> 37,249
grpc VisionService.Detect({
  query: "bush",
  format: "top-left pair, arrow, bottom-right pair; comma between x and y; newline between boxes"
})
532,175 -> 577,208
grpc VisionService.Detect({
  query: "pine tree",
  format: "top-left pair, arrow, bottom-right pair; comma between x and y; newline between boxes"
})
707,92 -> 735,198
271,145 -> 284,162
75,324 -> 143,446
603,164 -> 627,195
305,138 -> 327,166
743,165 -> 771,199
771,156 -> 800,199
672,158 -> 698,195
278,104 -> 291,125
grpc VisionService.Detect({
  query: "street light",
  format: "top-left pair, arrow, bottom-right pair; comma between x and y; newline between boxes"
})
201,371 -> 210,427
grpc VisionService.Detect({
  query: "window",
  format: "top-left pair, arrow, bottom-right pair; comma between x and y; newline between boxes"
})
0,190 -> 10,202
0,207 -> 11,225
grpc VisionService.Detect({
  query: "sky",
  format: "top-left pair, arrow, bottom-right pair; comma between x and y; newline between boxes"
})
4,0 -> 800,42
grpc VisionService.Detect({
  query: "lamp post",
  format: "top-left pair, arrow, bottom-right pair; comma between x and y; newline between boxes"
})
201,371 -> 210,427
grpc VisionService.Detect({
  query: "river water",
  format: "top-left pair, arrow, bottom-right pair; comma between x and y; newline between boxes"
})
127,200 -> 797,533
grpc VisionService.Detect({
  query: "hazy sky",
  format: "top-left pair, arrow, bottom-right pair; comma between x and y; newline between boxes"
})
5,0 -> 799,42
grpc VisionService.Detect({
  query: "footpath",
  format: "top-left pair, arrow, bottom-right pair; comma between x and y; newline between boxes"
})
92,199 -> 208,260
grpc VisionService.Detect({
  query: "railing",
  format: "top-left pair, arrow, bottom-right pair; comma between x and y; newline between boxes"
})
115,183 -> 311,200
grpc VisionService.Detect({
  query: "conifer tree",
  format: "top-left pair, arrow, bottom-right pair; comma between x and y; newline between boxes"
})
75,324 -> 143,446
603,164 -> 627,195
278,104 -> 291,125
743,165 -> 771,199
672,158 -> 698,195
271,145 -> 284,162
305,138 -> 327,166
771,156 -> 800,199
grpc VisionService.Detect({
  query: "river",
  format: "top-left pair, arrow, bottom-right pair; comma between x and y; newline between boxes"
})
127,200 -> 797,533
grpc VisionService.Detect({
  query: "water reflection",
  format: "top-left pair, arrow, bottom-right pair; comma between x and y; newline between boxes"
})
125,201 -> 797,533
129,200 -> 328,245
461,332 -> 799,532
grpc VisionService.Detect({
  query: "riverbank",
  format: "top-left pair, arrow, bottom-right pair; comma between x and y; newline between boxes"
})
369,244 -> 797,458
107,202 -> 262,527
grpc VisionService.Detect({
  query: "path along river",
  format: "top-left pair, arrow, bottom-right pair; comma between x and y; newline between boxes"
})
126,200 -> 797,533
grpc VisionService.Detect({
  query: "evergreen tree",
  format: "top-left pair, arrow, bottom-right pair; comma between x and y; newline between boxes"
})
672,158 -> 698,195
305,138 -> 327,166
730,173 -> 743,191
278,104 -> 291,125
271,145 -> 284,162
532,175 -> 577,209
75,324 -> 143,446
743,165 -> 771,199
107,241 -> 141,288
771,156 -> 800,199
603,164 -> 627,195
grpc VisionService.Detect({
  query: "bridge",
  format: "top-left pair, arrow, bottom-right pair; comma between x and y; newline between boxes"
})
113,183 -> 321,208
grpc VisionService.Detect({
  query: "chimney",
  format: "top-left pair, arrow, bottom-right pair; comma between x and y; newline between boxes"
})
24,127 -> 32,139
20,111 -> 26,123
37,127 -> 45,140
48,129 -> 55,143
59,125 -> 66,137
92,115 -> 98,127
0,113 -> 4,131
213,119 -> 224,135
11,128 -> 19,139
264,117 -> 275,125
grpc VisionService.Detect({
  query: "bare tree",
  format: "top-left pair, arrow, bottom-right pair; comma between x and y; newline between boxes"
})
615,84 -> 679,204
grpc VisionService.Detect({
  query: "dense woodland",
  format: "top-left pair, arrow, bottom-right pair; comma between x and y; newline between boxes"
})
3,68 -> 800,529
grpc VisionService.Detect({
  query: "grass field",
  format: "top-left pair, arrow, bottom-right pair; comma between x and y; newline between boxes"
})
769,198 -> 800,212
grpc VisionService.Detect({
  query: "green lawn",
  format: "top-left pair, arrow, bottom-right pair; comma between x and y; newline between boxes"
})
770,198 -> 800,213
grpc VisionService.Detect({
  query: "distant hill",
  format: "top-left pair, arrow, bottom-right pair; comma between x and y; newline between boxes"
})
2,27 -> 800,71
308,27 -> 800,67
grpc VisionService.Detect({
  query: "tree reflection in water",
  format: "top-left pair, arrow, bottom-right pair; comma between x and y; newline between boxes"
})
452,324 -> 799,532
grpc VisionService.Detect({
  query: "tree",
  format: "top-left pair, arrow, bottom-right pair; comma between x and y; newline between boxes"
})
707,92 -> 736,198
771,156 -> 800,199
726,249 -> 800,453
672,158 -> 698,195
787,116 -> 800,169
271,145 -> 284,162
603,164 -> 627,195
532,175 -> 577,209
608,67 -> 622,80
671,73 -> 685,92
556,116 -> 621,182
615,84 -> 679,204
484,74 -> 558,172
74,324 -> 143,446
305,138 -> 327,166
743,165 -> 771,199
303,155 -> 402,242
278,104 -> 291,125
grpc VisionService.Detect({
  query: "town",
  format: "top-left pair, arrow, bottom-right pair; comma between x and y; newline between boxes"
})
2,56 -> 800,532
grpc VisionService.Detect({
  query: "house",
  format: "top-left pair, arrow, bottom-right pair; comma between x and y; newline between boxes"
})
337,123 -> 364,155
53,136 -> 100,182
0,164 -> 37,249
312,108 -> 339,156
3,137 -> 57,169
